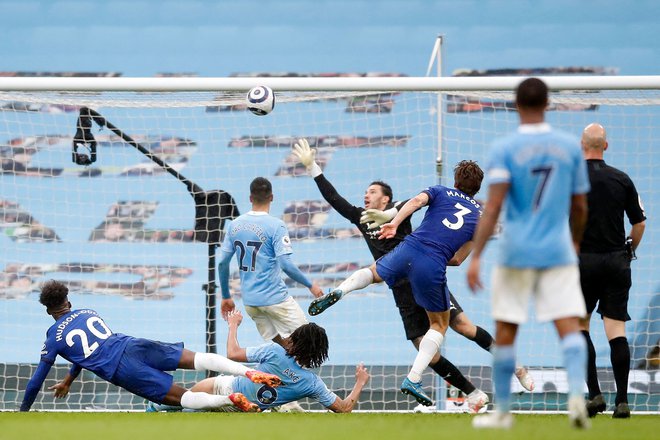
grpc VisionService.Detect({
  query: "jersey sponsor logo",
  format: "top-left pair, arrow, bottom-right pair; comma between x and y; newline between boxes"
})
282,235 -> 291,246
40,343 -> 48,356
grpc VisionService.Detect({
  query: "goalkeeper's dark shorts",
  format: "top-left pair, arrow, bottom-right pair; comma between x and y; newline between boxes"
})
579,250 -> 632,321
391,278 -> 464,341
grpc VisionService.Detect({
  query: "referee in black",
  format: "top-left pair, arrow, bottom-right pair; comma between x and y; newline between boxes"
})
579,123 -> 646,419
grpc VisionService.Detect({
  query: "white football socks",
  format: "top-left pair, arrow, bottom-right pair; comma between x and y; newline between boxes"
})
180,390 -> 232,410
408,329 -> 444,383
336,267 -> 374,297
193,352 -> 249,376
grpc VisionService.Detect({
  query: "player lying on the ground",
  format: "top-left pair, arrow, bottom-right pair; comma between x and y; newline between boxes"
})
20,280 -> 281,412
147,310 -> 370,413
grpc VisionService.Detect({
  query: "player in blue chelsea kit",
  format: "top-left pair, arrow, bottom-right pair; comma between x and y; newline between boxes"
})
309,160 -> 484,407
467,78 -> 590,429
20,280 -> 281,412
147,310 -> 370,413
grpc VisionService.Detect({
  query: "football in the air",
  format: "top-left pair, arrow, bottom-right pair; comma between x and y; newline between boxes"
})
246,85 -> 275,116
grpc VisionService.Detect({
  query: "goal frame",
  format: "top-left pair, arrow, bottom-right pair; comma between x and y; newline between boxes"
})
1,75 -> 658,412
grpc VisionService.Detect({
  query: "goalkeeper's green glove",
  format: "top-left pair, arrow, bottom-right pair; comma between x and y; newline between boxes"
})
292,138 -> 322,177
359,207 -> 398,229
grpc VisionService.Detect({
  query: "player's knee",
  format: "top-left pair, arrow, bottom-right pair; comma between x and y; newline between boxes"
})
450,314 -> 473,336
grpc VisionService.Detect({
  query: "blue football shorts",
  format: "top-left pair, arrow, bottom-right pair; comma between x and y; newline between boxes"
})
376,241 -> 450,312
112,337 -> 184,403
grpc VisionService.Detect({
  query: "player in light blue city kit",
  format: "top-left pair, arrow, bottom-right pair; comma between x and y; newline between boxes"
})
467,78 -> 591,429
309,161 -> 484,407
218,177 -> 323,346
20,280 -> 281,412
147,310 -> 370,413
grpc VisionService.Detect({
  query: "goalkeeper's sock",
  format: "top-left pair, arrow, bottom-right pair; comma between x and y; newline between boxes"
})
336,268 -> 373,297
562,331 -> 587,399
193,352 -> 249,376
468,326 -> 494,352
429,357 -> 476,395
492,345 -> 516,413
180,391 -> 232,410
582,330 -> 602,398
407,329 -> 443,383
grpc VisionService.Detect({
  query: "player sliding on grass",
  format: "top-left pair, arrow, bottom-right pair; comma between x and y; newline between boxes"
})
19,280 -> 281,413
147,310 -> 370,413
301,158 -> 484,407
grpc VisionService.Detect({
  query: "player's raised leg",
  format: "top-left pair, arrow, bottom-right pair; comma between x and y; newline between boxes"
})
178,349 -> 281,387
309,265 -> 378,316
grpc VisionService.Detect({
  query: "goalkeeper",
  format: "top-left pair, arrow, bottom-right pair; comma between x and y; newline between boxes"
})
294,139 -> 531,410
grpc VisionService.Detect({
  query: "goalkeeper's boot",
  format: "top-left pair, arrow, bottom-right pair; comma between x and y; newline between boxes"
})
472,411 -> 514,429
568,395 -> 591,429
514,366 -> 535,392
229,393 -> 260,413
466,389 -> 489,414
612,402 -> 631,419
308,289 -> 343,316
400,378 -> 433,407
245,370 -> 282,387
586,394 -> 606,417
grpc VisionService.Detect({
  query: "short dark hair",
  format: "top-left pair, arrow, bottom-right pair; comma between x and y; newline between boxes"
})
454,160 -> 484,197
286,322 -> 329,369
516,77 -> 548,109
250,177 -> 272,204
369,181 -> 393,203
39,280 -> 69,310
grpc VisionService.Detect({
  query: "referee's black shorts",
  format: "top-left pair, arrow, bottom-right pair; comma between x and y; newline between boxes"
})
579,250 -> 632,321
391,278 -> 464,341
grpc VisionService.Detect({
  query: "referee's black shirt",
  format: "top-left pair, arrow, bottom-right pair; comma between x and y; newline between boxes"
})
580,159 -> 646,253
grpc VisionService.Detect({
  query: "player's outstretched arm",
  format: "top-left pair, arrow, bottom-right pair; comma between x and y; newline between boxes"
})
327,364 -> 370,413
48,364 -> 82,398
292,138 -> 323,177
225,310 -> 247,362
19,360 -> 53,411
379,192 -> 429,240
360,208 -> 398,229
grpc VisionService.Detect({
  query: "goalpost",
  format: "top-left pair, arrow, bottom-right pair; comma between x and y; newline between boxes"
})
0,76 -> 658,412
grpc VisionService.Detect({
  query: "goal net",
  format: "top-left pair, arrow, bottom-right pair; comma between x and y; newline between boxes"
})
0,77 -> 658,412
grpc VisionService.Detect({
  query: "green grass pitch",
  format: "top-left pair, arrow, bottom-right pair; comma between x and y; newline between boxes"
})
1,412 -> 658,440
